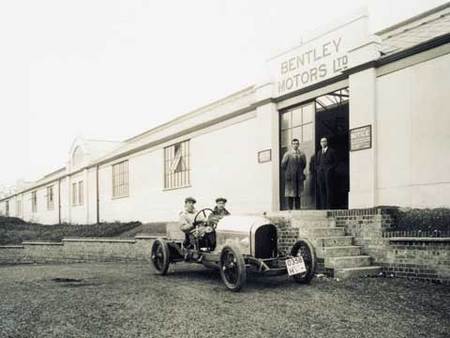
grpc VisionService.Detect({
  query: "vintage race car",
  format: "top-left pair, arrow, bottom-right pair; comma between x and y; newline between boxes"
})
150,208 -> 316,291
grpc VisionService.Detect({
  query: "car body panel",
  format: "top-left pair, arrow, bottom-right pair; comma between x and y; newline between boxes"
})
214,215 -> 274,256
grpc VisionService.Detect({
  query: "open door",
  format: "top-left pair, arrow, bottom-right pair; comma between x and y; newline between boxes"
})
315,88 -> 349,209
280,102 -> 316,210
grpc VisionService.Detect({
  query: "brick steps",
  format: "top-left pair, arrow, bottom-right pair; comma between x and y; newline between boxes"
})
317,245 -> 361,259
270,211 -> 381,279
334,266 -> 382,279
291,218 -> 336,228
312,236 -> 354,247
325,255 -> 372,269
309,227 -> 345,237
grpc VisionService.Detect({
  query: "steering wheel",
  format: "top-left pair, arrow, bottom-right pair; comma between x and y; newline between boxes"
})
193,208 -> 215,228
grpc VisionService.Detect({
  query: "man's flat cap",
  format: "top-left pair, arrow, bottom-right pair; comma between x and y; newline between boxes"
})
185,197 -> 196,203
215,197 -> 227,203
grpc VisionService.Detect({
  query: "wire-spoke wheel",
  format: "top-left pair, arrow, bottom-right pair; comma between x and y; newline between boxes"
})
290,239 -> 316,284
219,245 -> 246,291
150,238 -> 170,275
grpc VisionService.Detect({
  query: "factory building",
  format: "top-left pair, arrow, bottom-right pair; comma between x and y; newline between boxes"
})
1,4 -> 449,224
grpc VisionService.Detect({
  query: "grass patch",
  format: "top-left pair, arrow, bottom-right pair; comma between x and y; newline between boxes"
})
0,216 -> 141,245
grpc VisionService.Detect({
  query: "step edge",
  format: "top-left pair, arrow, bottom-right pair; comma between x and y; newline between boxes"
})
323,246 -> 361,249
311,227 -> 345,230
326,255 -> 371,260
313,236 -> 353,240
335,266 -> 382,272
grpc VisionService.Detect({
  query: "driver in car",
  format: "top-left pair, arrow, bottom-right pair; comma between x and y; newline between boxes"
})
179,197 -> 213,254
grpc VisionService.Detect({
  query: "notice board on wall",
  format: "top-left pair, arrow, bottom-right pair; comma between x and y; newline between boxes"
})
350,125 -> 372,151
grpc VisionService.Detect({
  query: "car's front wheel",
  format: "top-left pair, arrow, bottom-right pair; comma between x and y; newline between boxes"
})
219,245 -> 246,291
150,238 -> 170,275
290,239 -> 316,284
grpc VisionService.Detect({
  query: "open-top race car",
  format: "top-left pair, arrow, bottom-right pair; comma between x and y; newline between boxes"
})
150,208 -> 316,291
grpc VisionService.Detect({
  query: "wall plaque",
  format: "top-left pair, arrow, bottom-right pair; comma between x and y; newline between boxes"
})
350,125 -> 372,151
258,149 -> 272,163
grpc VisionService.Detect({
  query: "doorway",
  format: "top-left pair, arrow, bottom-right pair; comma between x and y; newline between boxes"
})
315,88 -> 349,209
279,88 -> 349,210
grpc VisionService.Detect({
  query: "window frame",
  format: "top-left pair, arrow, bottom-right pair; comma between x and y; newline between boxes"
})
16,199 -> 22,217
47,185 -> 54,210
72,182 -> 78,206
31,191 -> 37,213
78,181 -> 84,205
71,180 -> 84,206
164,140 -> 191,190
112,160 -> 129,199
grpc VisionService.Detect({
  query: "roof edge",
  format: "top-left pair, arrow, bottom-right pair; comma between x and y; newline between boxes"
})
124,85 -> 255,143
376,2 -> 450,36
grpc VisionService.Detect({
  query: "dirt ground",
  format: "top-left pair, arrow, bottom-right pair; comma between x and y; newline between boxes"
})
0,262 -> 448,338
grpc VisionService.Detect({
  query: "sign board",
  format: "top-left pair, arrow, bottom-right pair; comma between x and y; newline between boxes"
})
350,125 -> 372,151
268,13 -> 368,97
258,149 -> 272,163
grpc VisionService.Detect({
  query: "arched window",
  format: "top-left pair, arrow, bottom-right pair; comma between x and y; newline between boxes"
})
72,146 -> 84,168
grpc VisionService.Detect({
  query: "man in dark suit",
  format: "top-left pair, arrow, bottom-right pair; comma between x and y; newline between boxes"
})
316,137 -> 337,209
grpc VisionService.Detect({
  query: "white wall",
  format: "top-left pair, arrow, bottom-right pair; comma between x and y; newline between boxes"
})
348,68 -> 377,208
376,53 -> 450,207
97,109 -> 274,223
68,172 -> 89,224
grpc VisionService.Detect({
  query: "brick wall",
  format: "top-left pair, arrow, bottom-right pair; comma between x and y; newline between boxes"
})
0,246 -> 26,264
382,238 -> 450,284
329,207 -> 450,283
265,214 -> 299,255
0,237 -> 156,265
329,207 -> 394,262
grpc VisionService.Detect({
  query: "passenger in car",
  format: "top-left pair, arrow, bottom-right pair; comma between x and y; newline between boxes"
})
213,197 -> 230,217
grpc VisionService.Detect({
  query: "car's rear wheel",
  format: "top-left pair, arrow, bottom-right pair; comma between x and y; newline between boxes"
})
290,239 -> 316,284
219,245 -> 246,291
150,238 -> 170,275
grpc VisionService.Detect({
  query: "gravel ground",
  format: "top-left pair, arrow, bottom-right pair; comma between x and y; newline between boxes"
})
0,262 -> 449,338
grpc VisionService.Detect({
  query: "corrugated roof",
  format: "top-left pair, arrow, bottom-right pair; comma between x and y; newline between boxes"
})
377,3 -> 450,55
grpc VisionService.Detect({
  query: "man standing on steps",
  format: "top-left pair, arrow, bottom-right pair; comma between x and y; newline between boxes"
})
316,137 -> 337,209
281,138 -> 307,210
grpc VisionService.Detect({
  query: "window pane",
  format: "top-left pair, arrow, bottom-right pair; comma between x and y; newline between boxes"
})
302,123 -> 313,142
280,112 -> 290,130
292,108 -> 302,127
164,140 -> 190,189
281,129 -> 291,147
302,104 -> 314,124
292,126 -> 302,142
79,181 -> 83,205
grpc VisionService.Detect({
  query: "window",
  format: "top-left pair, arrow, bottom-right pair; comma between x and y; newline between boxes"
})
280,102 -> 315,152
315,88 -> 349,112
5,200 -> 9,217
32,191 -> 37,213
72,182 -> 77,206
16,199 -> 22,217
47,185 -> 54,210
72,180 -> 84,206
112,160 -> 129,198
78,181 -> 84,205
72,146 -> 84,168
164,140 -> 190,189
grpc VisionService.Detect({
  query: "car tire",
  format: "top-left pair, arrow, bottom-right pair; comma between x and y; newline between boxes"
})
290,239 -> 316,284
219,244 -> 247,292
150,238 -> 170,275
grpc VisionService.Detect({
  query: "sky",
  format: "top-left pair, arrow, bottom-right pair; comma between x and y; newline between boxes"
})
0,0 -> 447,188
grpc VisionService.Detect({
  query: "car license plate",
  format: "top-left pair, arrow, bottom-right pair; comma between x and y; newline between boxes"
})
286,256 -> 307,276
